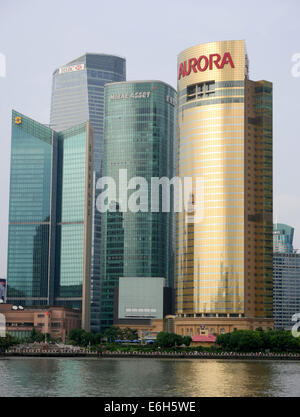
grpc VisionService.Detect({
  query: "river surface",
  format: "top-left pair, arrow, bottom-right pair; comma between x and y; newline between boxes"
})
0,357 -> 300,397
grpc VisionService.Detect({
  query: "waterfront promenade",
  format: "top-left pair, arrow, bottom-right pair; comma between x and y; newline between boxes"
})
3,348 -> 300,361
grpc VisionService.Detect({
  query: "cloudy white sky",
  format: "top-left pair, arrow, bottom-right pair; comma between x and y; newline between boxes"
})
0,0 -> 300,277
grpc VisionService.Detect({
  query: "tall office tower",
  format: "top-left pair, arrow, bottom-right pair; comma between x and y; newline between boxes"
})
7,110 -> 93,329
273,223 -> 294,253
99,81 -> 176,330
273,223 -> 299,329
50,54 -> 126,331
273,251 -> 300,329
176,40 -> 273,331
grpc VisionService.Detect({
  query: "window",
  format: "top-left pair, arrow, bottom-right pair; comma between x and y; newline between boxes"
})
187,85 -> 196,101
186,81 -> 215,101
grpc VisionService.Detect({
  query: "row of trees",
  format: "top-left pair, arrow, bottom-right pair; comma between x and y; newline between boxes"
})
103,326 -> 138,342
0,329 -> 50,352
216,329 -> 300,353
66,327 -> 300,352
68,326 -> 139,347
2,327 -> 300,353
67,328 -> 192,349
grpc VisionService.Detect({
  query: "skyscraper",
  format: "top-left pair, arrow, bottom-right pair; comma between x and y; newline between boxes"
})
50,54 -> 126,331
273,223 -> 294,253
273,223 -> 299,329
273,251 -> 300,330
99,81 -> 176,330
7,110 -> 93,329
175,40 -> 273,331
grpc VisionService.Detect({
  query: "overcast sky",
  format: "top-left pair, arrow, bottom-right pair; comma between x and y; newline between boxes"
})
0,0 -> 300,277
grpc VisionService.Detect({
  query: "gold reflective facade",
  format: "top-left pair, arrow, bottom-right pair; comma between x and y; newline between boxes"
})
176,40 -> 273,322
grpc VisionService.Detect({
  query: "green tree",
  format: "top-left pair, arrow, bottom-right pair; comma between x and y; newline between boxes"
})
0,334 -> 18,352
103,326 -> 123,342
122,327 -> 138,341
182,336 -> 192,347
28,328 -> 45,343
155,332 -> 184,348
68,329 -> 86,345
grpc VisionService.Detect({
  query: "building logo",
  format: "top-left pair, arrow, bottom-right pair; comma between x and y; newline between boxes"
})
58,63 -> 85,74
178,52 -> 235,80
166,95 -> 176,106
15,116 -> 22,125
110,91 -> 151,100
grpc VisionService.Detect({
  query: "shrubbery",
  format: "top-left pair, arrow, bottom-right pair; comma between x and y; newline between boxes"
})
216,329 -> 300,353
0,334 -> 18,352
67,327 -> 300,353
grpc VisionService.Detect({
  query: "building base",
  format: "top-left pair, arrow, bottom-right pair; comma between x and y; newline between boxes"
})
115,315 -> 274,339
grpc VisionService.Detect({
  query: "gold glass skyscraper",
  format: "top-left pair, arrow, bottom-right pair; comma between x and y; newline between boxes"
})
175,40 -> 273,331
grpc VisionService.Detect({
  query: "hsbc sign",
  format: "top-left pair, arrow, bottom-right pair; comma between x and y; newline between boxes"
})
59,64 -> 85,74
178,52 -> 235,80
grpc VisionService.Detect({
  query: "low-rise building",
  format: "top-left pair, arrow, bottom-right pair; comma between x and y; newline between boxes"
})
0,304 -> 81,342
190,334 -> 216,347
114,314 -> 273,340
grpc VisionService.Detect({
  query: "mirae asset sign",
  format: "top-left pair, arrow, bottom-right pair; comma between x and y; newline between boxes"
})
110,92 -> 177,106
110,91 -> 151,100
178,52 -> 235,79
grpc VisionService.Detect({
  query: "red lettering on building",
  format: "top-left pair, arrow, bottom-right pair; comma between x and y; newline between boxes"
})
197,56 -> 209,72
178,63 -> 184,80
209,54 -> 222,70
220,52 -> 235,69
178,52 -> 235,79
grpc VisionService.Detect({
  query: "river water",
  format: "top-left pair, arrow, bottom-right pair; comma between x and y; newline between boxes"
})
0,357 -> 300,397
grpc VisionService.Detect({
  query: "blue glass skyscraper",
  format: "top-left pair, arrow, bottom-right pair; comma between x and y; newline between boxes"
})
99,81 -> 176,330
50,54 -> 126,331
273,223 -> 294,254
7,111 -> 94,329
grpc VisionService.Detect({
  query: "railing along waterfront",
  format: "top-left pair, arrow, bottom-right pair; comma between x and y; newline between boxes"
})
2,348 -> 300,360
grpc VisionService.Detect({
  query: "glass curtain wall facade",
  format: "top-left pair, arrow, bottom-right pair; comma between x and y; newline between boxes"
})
50,54 -> 126,332
7,111 -> 93,330
99,81 -> 176,330
7,111 -> 55,306
55,123 -> 94,329
176,41 -> 273,324
273,252 -> 300,329
273,223 -> 294,254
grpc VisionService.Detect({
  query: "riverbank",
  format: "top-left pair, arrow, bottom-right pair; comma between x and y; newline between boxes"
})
2,349 -> 300,360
